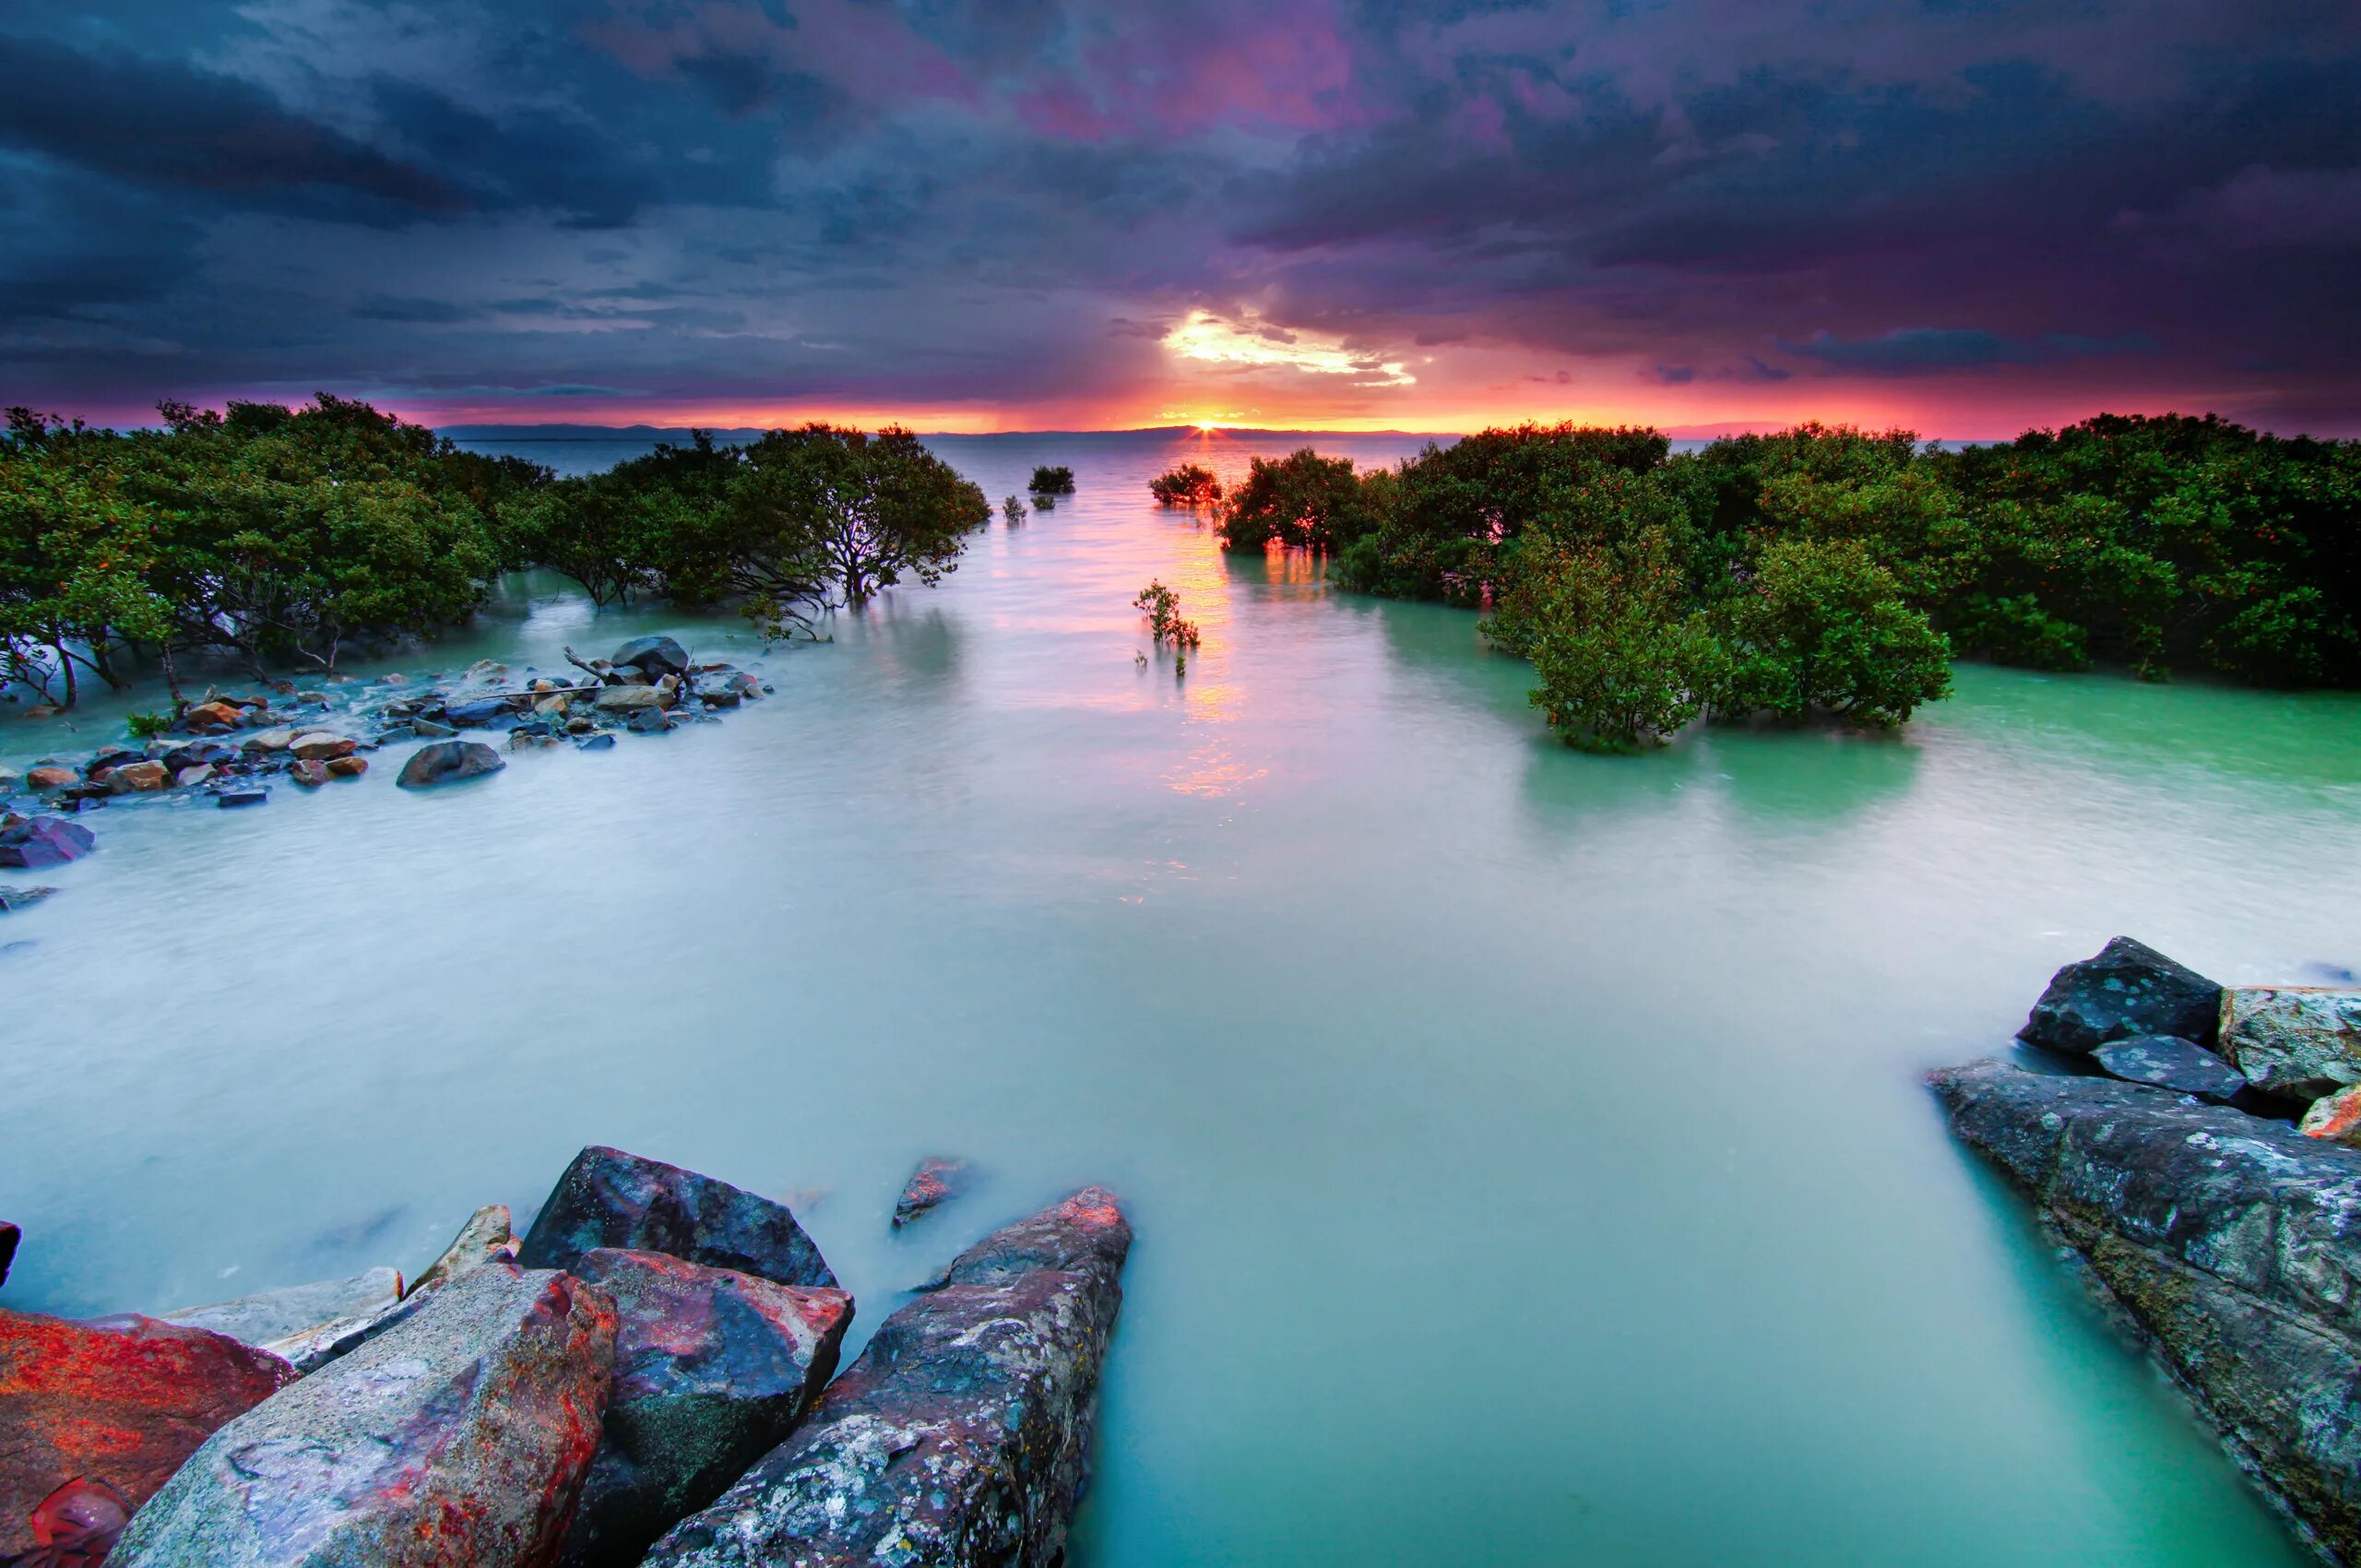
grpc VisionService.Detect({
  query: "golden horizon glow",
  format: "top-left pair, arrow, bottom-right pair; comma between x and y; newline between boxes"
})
1163,309 -> 1416,387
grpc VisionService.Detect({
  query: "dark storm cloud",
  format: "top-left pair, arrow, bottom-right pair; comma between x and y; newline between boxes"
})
0,0 -> 2355,429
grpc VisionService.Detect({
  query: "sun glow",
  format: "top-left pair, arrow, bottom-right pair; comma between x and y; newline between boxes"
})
1163,309 -> 1415,387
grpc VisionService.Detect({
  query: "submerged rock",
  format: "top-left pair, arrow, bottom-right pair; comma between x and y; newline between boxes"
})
892,1157 -> 970,1229
215,788 -> 268,809
0,1309 -> 297,1560
0,885 -> 57,914
1930,1060 -> 2361,1561
2018,935 -> 2224,1054
516,1146 -> 836,1289
396,740 -> 505,790
111,1264 -> 616,1568
0,817 -> 94,870
559,1249 -> 851,1567
645,1187 -> 1132,1568
161,1266 -> 404,1359
2087,1034 -> 2248,1101
2222,988 -> 2361,1100
611,636 -> 690,678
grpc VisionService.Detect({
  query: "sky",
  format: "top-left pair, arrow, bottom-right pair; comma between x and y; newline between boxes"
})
2,0 -> 2358,437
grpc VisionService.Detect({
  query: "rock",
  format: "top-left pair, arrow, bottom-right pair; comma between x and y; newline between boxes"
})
23,767 -> 73,790
576,733 -> 617,752
559,1250 -> 851,1567
2222,988 -> 2361,1100
0,817 -> 94,870
240,729 -> 297,754
0,1222 -> 15,1286
179,701 -> 242,731
516,1146 -> 837,1289
892,1158 -> 970,1229
611,636 -> 690,678
724,672 -> 762,698
645,1188 -> 1132,1568
20,1475 -> 130,1563
409,1205 -> 518,1298
699,691 -> 742,709
2301,1085 -> 2361,1147
626,708 -> 671,734
2018,935 -> 2223,1054
535,695 -> 570,716
397,740 -> 505,790
445,697 -> 515,728
173,764 -> 217,788
410,718 -> 457,739
511,731 -> 564,752
162,1266 -> 405,1359
0,885 -> 57,913
288,759 -> 329,787
594,684 -> 667,714
0,1309 -> 298,1560
105,760 -> 168,793
1930,1060 -> 2361,1561
289,731 -> 357,761
2087,1034 -> 2248,1101
216,789 -> 268,809
160,741 -> 234,773
110,1264 -> 616,1568
325,754 -> 368,778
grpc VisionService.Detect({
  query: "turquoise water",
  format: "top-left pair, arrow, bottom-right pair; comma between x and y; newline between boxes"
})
6,431 -> 2360,1564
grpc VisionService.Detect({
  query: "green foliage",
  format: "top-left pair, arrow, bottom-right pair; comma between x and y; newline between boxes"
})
1003,493 -> 1028,527
1484,523 -> 1717,752
1711,538 -> 1952,728
1217,448 -> 1379,552
1134,579 -> 1201,675
125,708 -> 172,740
1149,463 -> 1223,506
1029,465 -> 1076,494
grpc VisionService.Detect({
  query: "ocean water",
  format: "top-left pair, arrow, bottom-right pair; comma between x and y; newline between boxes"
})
6,429 -> 2358,1565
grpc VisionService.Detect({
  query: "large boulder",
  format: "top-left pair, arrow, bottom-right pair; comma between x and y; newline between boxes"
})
2018,935 -> 2223,1054
0,1310 -> 297,1560
593,685 -> 668,714
558,1250 -> 851,1567
396,740 -> 505,790
1929,1061 -> 2361,1561
516,1146 -> 836,1289
2222,988 -> 2361,1100
2087,1034 -> 2248,1101
610,636 -> 690,679
0,817 -> 94,870
110,1264 -> 616,1568
644,1188 -> 1131,1568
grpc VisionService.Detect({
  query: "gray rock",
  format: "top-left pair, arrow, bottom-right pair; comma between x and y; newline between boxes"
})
410,718 -> 457,738
558,1250 -> 852,1567
611,636 -> 690,678
0,885 -> 57,913
1930,1060 -> 2361,1562
161,1266 -> 404,1355
110,1263 -> 616,1568
644,1188 -> 1131,1568
2019,935 -> 2223,1054
215,789 -> 268,808
2088,1034 -> 2248,1101
2223,988 -> 2361,1100
407,1203 -> 517,1298
594,684 -> 668,713
396,740 -> 505,790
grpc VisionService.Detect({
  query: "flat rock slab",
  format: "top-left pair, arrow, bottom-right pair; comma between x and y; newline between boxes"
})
1930,1060 -> 2361,1561
516,1146 -> 836,1290
0,1310 -> 297,1560
2088,1034 -> 2248,1101
163,1266 -> 404,1352
2019,935 -> 2223,1054
645,1187 -> 1131,1568
112,1263 -> 615,1568
2223,987 -> 2361,1100
558,1249 -> 851,1567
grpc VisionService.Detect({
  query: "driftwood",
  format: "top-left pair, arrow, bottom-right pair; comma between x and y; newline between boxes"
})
561,646 -> 625,685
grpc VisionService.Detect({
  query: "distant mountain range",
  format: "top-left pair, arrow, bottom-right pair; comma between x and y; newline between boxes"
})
437,422 -> 1799,442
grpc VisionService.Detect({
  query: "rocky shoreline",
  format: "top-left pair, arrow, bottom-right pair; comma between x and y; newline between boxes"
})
0,636 -> 772,908
0,1146 -> 1130,1566
1935,939 -> 2361,1562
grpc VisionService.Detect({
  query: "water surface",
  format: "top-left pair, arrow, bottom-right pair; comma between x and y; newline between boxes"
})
6,431 -> 2359,1566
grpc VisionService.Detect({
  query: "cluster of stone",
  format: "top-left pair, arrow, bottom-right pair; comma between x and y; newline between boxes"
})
0,636 -> 777,900
1935,937 -> 2361,1561
0,1149 -> 1128,1568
